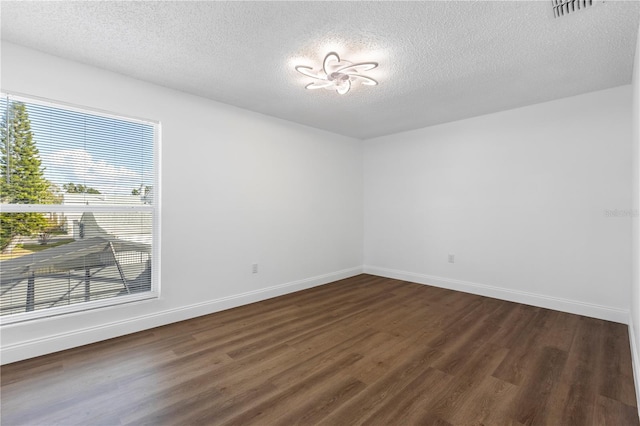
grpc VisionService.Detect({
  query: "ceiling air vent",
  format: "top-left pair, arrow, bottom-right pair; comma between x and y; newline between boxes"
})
553,0 -> 599,18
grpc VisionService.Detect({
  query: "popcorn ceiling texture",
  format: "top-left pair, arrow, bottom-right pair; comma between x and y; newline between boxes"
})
1,1 -> 639,139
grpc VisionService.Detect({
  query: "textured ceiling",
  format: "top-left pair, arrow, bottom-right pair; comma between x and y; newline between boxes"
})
1,1 -> 639,139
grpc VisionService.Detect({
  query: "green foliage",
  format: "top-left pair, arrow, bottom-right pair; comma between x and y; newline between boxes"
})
132,185 -> 152,196
48,183 -> 64,204
0,102 -> 50,203
37,214 -> 67,245
0,101 -> 57,250
0,215 -> 12,250
0,213 -> 49,249
20,238 -> 74,252
63,182 -> 101,194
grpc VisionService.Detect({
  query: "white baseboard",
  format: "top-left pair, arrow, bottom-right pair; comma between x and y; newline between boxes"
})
1,267 -> 363,365
363,266 -> 629,324
628,314 -> 640,418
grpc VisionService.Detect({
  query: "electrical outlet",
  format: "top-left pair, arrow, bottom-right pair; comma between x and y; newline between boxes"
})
448,254 -> 455,263
252,263 -> 258,274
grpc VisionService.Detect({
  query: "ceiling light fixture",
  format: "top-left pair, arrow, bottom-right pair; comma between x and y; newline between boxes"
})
295,52 -> 378,95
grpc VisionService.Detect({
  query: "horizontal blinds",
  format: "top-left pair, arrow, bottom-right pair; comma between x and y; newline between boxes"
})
0,93 -> 157,319
0,94 -> 154,204
1,211 -> 152,316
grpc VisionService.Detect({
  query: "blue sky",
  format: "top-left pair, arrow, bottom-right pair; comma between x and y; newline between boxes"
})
2,96 -> 154,196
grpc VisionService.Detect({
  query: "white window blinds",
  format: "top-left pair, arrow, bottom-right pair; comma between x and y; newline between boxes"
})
0,93 -> 159,322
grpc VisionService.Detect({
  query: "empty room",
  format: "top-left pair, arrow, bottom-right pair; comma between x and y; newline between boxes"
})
1,1 -> 640,425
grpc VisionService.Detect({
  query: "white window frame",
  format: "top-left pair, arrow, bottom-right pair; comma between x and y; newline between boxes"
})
0,92 -> 161,325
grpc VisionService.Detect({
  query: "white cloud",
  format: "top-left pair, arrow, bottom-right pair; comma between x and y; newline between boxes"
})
44,149 -> 143,194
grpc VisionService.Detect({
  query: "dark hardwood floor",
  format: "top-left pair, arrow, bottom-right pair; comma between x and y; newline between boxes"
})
1,274 -> 638,425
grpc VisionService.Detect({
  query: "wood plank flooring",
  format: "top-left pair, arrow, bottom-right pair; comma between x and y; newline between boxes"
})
1,274 -> 638,425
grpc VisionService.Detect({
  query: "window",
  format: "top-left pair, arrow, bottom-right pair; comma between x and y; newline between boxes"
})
0,93 -> 159,323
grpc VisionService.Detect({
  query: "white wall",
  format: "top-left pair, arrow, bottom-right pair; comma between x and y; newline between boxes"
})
629,21 -> 640,411
364,86 -> 633,323
0,42 -> 364,363
1,40 -> 635,365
